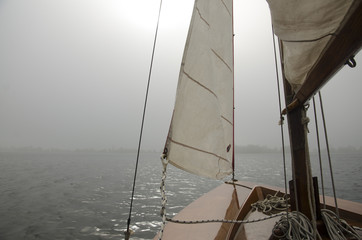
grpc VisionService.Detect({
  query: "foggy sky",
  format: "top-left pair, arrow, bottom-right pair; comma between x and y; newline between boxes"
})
0,0 -> 361,151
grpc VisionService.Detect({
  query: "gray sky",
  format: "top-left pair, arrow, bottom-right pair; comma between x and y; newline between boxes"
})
0,0 -> 361,151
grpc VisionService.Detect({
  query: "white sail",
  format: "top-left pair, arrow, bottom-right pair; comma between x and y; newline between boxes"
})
267,0 -> 355,92
164,0 -> 234,179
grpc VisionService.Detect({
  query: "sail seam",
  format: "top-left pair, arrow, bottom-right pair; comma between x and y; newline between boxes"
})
183,70 -> 218,99
221,115 -> 232,125
168,137 -> 229,162
211,49 -> 232,72
221,0 -> 231,16
281,33 -> 336,43
196,7 -> 210,27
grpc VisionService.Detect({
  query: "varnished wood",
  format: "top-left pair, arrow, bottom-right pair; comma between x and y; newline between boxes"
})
284,84 -> 315,220
294,1 -> 362,105
155,181 -> 362,239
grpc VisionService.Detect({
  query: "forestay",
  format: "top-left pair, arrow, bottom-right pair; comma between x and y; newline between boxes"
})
164,0 -> 234,179
267,0 -> 355,92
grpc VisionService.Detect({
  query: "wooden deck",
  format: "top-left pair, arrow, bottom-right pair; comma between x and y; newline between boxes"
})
154,181 -> 362,239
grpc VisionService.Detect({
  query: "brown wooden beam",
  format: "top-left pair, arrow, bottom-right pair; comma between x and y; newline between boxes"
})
278,37 -> 315,219
294,1 -> 362,105
286,104 -> 314,219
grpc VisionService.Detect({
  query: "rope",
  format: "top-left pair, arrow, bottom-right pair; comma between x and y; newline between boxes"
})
157,154 -> 287,238
312,96 -> 326,208
166,212 -> 286,224
251,191 -> 290,215
353,226 -> 362,231
159,154 -> 169,240
321,209 -> 362,240
125,1 -> 164,239
319,91 -> 340,219
271,23 -> 290,223
273,211 -> 315,240
157,157 -> 361,240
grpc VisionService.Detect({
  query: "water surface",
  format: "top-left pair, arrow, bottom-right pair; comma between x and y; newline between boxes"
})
0,150 -> 360,239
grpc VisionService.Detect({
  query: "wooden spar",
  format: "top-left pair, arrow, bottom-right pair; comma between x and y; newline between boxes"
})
282,1 -> 362,113
280,1 -> 362,220
283,74 -> 315,220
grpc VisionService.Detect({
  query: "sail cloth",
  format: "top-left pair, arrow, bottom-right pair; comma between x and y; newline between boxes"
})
164,0 -> 234,179
267,0 -> 355,92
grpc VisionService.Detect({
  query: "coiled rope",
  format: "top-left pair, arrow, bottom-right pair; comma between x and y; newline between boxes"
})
272,211 -> 315,240
158,154 -> 287,239
158,154 -> 361,240
272,209 -> 362,240
321,209 -> 361,240
251,191 -> 290,215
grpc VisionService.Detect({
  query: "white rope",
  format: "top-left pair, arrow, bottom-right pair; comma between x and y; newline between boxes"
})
157,154 -> 287,239
354,226 -> 362,231
300,105 -> 321,239
321,209 -> 361,240
157,155 -> 361,240
166,212 -> 286,224
158,154 -> 169,240
273,211 -> 315,240
251,191 -> 289,215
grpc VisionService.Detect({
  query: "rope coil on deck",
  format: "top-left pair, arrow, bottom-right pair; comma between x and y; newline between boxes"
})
158,155 -> 361,240
251,191 -> 290,215
272,211 -> 315,240
321,209 -> 362,240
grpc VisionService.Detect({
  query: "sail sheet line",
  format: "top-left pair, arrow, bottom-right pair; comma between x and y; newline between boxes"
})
167,137 -> 229,163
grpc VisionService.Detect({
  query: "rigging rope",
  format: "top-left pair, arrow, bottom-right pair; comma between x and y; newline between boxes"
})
271,24 -> 317,238
158,154 -> 169,240
158,154 -> 361,240
158,156 -> 286,231
271,23 -> 290,221
165,213 -> 286,224
312,96 -> 326,208
125,1 -> 163,239
318,91 -> 340,219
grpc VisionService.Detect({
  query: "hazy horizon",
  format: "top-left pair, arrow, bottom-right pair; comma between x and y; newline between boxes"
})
1,0 -> 361,152
2,144 -> 362,155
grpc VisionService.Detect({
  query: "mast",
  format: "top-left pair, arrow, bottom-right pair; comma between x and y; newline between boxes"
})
276,1 -> 362,221
279,39 -> 315,219
282,71 -> 315,220
231,0 -> 235,180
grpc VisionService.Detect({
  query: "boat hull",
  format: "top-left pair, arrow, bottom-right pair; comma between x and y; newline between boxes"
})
154,181 -> 362,239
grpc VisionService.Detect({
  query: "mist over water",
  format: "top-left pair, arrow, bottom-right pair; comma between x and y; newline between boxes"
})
0,150 -> 361,239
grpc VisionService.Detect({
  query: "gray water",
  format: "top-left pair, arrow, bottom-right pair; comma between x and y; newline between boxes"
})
0,150 -> 361,240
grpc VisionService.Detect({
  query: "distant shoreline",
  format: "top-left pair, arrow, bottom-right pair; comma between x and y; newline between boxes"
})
1,145 -> 362,154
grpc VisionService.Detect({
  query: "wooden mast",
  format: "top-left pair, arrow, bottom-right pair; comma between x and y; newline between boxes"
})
280,1 -> 362,221
282,69 -> 315,220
